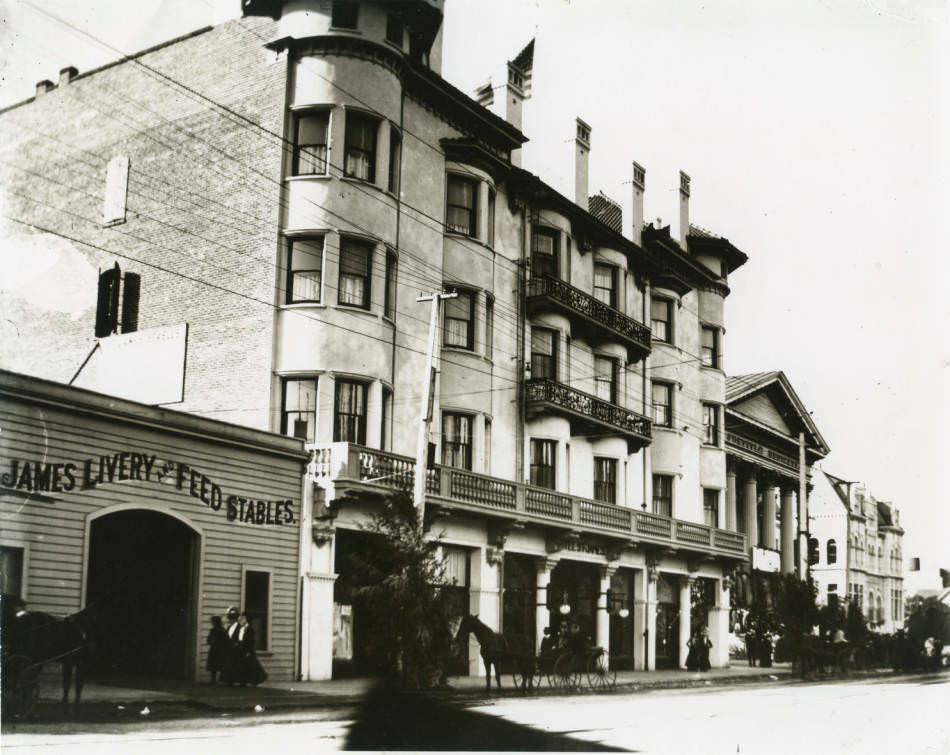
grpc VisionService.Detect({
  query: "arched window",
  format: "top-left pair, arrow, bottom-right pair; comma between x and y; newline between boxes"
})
827,539 -> 837,565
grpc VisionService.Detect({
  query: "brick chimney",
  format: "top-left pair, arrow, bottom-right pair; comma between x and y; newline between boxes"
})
35,80 -> 54,97
678,170 -> 690,248
632,161 -> 645,245
574,118 -> 590,210
59,66 -> 78,86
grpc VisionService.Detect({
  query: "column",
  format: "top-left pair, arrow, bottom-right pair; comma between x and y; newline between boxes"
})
743,472 -> 758,551
762,481 -> 778,549
781,488 -> 796,574
301,521 -> 338,680
535,557 -> 558,654
366,380 -> 383,449
471,547 -> 502,676
646,563 -> 658,670
678,576 -> 694,670
596,566 -> 614,657
726,465 -> 737,531
374,118 -> 390,192
706,577 -> 731,668
633,568 -> 647,670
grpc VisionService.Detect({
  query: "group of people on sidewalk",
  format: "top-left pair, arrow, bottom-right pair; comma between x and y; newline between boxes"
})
685,627 -> 713,672
206,606 -> 267,686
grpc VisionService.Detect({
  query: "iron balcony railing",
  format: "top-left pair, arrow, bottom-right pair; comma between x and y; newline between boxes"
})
526,275 -> 651,361
525,378 -> 652,448
309,444 -> 747,558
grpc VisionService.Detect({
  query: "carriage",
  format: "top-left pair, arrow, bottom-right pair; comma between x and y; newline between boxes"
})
512,643 -> 617,691
457,614 -> 617,694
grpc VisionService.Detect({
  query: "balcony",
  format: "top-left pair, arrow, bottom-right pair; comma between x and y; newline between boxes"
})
526,275 -> 651,362
309,444 -> 747,560
525,378 -> 651,451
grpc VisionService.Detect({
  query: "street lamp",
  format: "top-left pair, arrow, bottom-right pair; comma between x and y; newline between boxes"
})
559,591 -> 571,615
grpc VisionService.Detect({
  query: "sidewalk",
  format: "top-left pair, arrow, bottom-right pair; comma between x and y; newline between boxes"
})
21,663 -> 797,718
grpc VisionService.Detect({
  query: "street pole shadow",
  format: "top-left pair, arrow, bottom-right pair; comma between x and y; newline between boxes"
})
345,681 -> 630,752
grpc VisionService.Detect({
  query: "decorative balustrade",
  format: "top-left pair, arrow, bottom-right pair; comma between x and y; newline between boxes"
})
308,444 -> 746,556
726,432 -> 799,472
526,378 -> 651,444
526,275 -> 651,359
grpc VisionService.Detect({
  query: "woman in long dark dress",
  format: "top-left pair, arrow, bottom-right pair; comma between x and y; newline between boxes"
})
206,615 -> 229,684
234,612 -> 268,686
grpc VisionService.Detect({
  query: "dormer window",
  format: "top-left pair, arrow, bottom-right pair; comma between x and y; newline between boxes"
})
331,1 -> 359,29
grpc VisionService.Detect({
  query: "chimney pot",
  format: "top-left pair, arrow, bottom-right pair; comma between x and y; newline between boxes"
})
678,170 -> 691,248
35,80 -> 54,97
59,66 -> 78,86
632,161 -> 645,244
574,117 -> 591,210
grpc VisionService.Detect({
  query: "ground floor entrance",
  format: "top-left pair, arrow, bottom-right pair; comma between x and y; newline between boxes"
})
86,508 -> 199,679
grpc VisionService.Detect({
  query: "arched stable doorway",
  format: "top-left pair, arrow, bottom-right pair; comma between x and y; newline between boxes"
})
86,509 -> 200,679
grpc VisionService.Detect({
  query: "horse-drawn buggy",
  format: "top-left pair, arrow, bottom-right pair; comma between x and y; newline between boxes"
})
456,615 -> 616,694
1,595 -> 91,717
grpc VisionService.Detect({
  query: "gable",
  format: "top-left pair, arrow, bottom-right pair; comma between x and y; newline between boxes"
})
733,392 -> 791,434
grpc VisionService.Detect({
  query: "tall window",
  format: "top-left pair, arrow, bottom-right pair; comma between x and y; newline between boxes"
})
331,1 -> 359,29
593,263 -> 617,307
344,112 -> 377,181
334,379 -> 367,443
293,111 -> 329,175
384,251 -> 397,319
593,457 -> 617,504
443,290 -> 474,349
653,474 -> 673,517
0,546 -> 25,597
530,439 -> 556,490
531,227 -> 558,278
701,326 -> 719,368
441,413 -> 473,470
703,488 -> 720,527
388,126 -> 401,193
702,403 -> 719,445
338,238 -> 371,308
827,539 -> 837,565
381,386 -> 392,451
287,237 -> 323,304
445,175 -> 477,236
652,382 -> 671,427
485,295 -> 494,356
487,186 -> 496,247
651,298 -> 671,343
531,328 -> 557,380
281,378 -> 317,444
385,11 -> 403,44
594,355 -> 618,403
242,568 -> 271,651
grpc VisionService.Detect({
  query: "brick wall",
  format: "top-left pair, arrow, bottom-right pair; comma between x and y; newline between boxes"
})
0,17 -> 285,431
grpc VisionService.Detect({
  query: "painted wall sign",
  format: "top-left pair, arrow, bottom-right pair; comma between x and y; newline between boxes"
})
564,540 -> 606,556
1,454 -> 294,526
752,547 -> 780,573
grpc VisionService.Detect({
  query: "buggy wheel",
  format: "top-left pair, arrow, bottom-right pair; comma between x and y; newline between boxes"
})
512,664 -> 541,692
1,654 -> 40,718
586,650 -> 616,690
553,653 -> 580,690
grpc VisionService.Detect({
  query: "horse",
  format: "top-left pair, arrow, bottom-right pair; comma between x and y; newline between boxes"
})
1,595 -> 94,706
457,614 -> 509,693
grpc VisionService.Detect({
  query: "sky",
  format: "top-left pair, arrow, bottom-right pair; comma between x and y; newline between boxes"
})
0,0 -> 947,590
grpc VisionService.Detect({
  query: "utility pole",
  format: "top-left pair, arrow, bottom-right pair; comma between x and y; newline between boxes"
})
413,291 -> 457,524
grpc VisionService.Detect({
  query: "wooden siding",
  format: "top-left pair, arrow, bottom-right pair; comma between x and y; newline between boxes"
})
0,395 -> 304,681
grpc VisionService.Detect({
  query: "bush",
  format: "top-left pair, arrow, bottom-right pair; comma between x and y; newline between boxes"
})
349,494 -> 458,689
